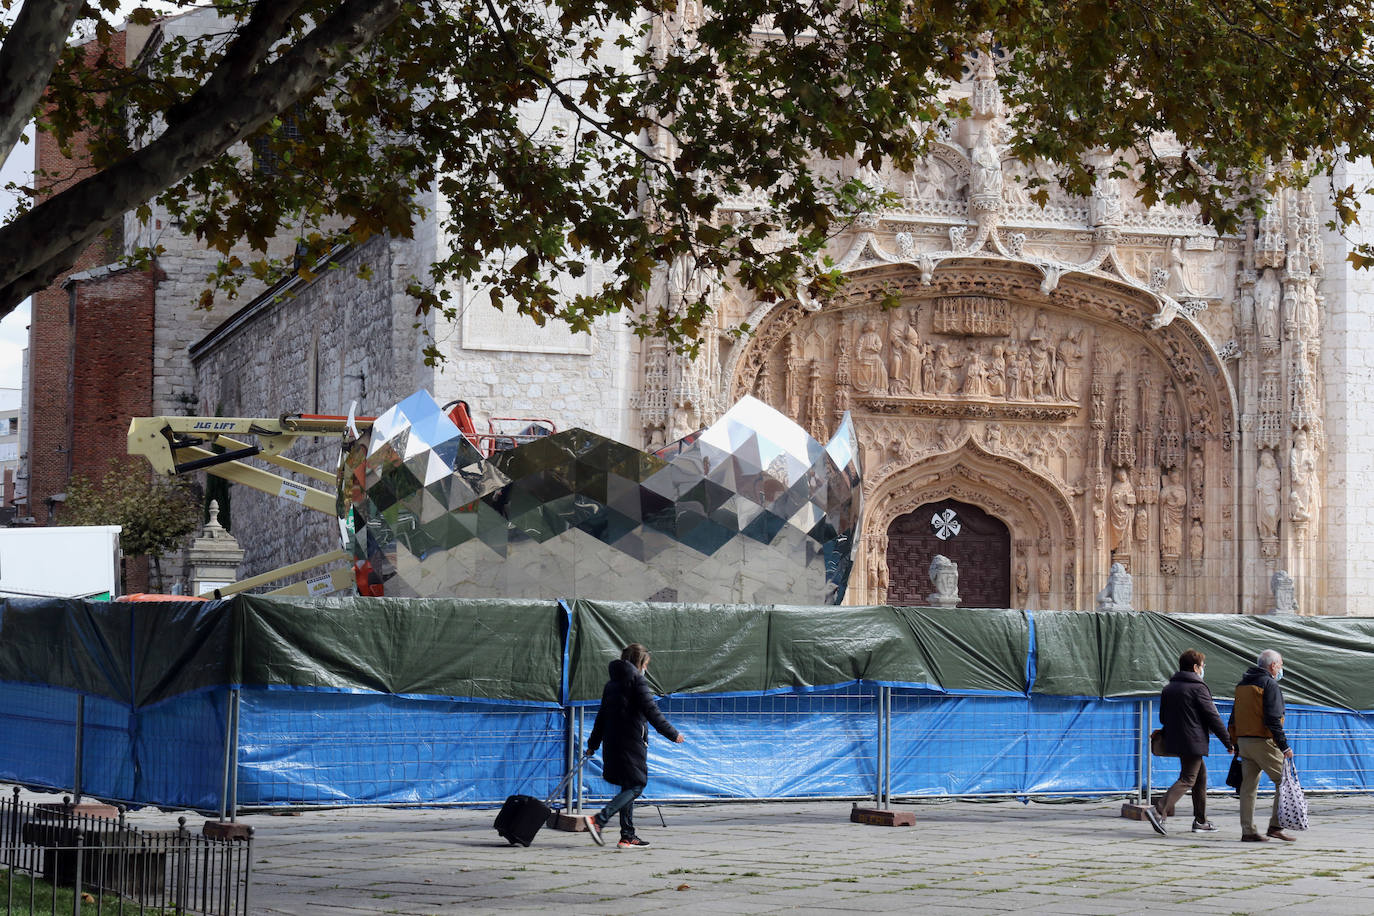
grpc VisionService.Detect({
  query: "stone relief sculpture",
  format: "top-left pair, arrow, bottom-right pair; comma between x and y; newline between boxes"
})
962,346 -> 990,397
1015,557 -> 1029,606
853,319 -> 888,393
1256,449 -> 1281,541
1055,328 -> 1086,400
890,317 -> 922,394
927,554 -> 960,607
1108,467 -> 1135,552
1096,562 -> 1133,612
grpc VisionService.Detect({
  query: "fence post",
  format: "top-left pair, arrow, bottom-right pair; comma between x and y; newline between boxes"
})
1140,698 -> 1153,803
73,695 -> 85,805
874,685 -> 891,809
563,704 -> 576,812
228,689 -> 241,823
574,706 -> 585,813
218,689 -> 234,823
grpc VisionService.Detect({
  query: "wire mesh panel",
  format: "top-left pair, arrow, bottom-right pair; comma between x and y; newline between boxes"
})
889,692 -> 1143,798
234,688 -> 565,806
77,694 -> 134,803
1148,701 -> 1374,795
0,682 -> 77,792
132,690 -> 230,810
584,686 -> 879,801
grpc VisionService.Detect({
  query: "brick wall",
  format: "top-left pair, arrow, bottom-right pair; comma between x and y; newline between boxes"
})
26,32 -> 128,524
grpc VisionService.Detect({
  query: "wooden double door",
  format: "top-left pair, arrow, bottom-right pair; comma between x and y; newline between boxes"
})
885,499 -> 1011,608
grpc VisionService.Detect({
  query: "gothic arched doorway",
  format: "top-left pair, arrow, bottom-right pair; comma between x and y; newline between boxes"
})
886,499 -> 1011,608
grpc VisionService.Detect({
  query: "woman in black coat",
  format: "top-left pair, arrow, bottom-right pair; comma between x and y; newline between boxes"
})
1143,648 -> 1234,836
584,643 -> 685,848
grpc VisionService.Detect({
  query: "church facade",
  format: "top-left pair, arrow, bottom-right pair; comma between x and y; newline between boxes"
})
27,10 -> 1374,613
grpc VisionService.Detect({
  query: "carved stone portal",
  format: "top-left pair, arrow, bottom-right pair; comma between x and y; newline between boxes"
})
729,261 -> 1233,613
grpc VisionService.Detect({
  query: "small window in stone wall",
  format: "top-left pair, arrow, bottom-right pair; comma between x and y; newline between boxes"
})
249,104 -> 305,177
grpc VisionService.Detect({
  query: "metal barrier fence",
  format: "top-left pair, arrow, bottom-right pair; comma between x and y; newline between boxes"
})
4,682 -> 1373,815
1,788 -> 252,915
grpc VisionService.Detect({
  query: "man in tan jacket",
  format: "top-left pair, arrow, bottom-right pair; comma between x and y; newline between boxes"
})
1228,649 -> 1295,842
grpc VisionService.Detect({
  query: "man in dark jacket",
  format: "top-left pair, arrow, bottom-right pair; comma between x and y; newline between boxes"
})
1228,648 -> 1295,842
1143,649 -> 1233,836
584,643 -> 685,849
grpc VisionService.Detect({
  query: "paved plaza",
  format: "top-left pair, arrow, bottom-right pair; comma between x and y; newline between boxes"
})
28,788 -> 1366,915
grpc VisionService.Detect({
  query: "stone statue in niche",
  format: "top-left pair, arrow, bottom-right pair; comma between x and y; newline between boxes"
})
1096,562 -> 1133,612
1159,469 -> 1186,560
868,543 -> 889,602
1090,172 -> 1124,227
1256,448 -> 1281,539
1237,287 -> 1254,337
971,123 -> 1003,201
1037,560 -> 1051,603
1289,427 -> 1318,524
1269,570 -> 1297,615
1108,467 -> 1136,552
927,554 -> 960,607
1093,505 -> 1106,545
1015,558 -> 1029,605
852,319 -> 889,393
962,345 -> 991,397
1189,519 -> 1204,560
987,344 -> 1007,398
1256,269 -> 1280,340
889,318 -> 922,394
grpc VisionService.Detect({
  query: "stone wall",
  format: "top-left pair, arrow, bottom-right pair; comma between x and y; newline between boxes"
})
192,235 -> 429,588
1319,162 -> 1374,615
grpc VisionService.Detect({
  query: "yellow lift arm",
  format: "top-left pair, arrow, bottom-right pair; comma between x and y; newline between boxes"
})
127,413 -> 373,596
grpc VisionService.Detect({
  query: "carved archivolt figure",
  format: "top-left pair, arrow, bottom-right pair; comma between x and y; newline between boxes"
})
853,319 -> 889,393
1256,448 -> 1281,539
1108,467 -> 1136,551
1160,469 -> 1187,558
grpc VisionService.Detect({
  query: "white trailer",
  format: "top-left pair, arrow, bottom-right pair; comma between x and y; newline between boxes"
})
0,525 -> 122,599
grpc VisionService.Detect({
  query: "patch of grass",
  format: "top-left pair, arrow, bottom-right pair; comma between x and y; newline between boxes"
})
829,877 -> 859,883
0,869 -> 164,915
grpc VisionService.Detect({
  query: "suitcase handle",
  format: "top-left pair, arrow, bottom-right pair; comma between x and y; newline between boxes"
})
544,751 -> 593,808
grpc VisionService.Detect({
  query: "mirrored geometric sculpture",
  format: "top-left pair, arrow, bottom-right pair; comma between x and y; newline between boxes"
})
339,390 -> 862,603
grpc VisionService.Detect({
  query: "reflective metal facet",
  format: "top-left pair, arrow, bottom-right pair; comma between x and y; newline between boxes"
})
341,391 -> 861,603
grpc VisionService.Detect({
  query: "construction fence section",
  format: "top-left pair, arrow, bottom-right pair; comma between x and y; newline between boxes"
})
1,596 -> 1372,815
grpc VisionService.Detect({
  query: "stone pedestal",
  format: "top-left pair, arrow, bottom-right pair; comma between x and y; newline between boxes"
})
850,804 -> 915,827
187,501 -> 244,597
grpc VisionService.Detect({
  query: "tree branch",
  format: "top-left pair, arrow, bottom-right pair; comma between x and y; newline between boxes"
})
0,0 -> 84,164
0,0 -> 407,316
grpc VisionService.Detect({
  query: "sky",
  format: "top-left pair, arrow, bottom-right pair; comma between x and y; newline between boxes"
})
0,129 -> 32,392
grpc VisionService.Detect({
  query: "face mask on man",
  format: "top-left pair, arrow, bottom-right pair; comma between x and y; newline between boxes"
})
1274,667 -> 1283,681
1198,666 -> 1205,679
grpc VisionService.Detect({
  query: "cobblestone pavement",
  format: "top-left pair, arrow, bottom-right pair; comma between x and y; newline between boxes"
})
12,788 -> 1374,914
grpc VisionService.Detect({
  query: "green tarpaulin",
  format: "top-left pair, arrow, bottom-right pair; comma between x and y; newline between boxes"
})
2,596 -> 1372,710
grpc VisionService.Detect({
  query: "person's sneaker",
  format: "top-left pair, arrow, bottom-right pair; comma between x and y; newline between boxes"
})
1266,827 -> 1297,842
1191,820 -> 1218,832
617,836 -> 650,848
1143,807 -> 1167,836
584,815 -> 604,846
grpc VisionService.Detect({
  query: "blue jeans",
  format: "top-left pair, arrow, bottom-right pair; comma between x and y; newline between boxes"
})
594,783 -> 645,840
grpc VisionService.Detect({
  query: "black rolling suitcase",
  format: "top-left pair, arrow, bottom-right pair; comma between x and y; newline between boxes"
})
493,754 -> 590,847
